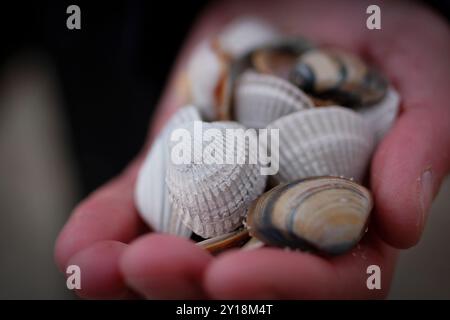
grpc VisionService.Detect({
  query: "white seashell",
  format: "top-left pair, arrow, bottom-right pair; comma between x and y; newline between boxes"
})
134,106 -> 202,237
218,17 -> 279,57
267,107 -> 375,183
166,121 -> 267,238
359,87 -> 400,144
186,18 -> 279,120
234,71 -> 314,128
241,237 -> 265,250
186,41 -> 223,120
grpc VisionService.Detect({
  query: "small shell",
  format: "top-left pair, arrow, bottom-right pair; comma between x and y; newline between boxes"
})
250,37 -> 314,78
197,228 -> 250,254
234,71 -> 314,128
241,237 -> 265,250
267,107 -> 375,183
251,48 -> 298,79
217,17 -> 279,58
186,41 -> 225,120
186,18 -> 279,121
247,176 -> 373,255
166,121 -> 267,238
359,87 -> 400,143
134,106 -> 202,237
290,49 -> 388,107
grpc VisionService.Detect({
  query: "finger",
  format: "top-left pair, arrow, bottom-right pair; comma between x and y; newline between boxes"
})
371,106 -> 450,248
120,234 -> 212,299
204,231 -> 397,299
365,6 -> 450,248
54,0 -> 219,282
66,240 -> 136,299
54,158 -> 147,271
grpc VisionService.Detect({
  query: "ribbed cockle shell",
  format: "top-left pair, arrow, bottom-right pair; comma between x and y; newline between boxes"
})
267,106 -> 375,183
134,106 -> 202,237
234,71 -> 313,128
166,121 -> 267,238
359,87 -> 400,143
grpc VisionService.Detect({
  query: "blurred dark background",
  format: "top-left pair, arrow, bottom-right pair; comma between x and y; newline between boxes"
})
1,0 -> 208,195
0,0 -> 448,299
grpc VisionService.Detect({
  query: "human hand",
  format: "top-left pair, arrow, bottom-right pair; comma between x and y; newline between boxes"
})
55,0 -> 450,299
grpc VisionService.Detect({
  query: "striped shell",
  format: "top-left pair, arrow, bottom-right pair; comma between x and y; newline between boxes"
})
290,49 -> 388,108
134,106 -> 202,237
197,228 -> 250,254
267,107 -> 375,183
166,121 -> 267,238
234,71 -> 313,128
249,37 -> 314,78
247,176 -> 373,255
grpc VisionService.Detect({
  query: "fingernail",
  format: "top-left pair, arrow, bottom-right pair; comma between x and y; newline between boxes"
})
417,168 -> 434,229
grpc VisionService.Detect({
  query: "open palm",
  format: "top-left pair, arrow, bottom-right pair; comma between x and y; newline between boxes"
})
55,0 -> 450,299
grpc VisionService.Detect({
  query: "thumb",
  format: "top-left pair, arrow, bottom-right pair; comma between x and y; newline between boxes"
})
371,105 -> 450,249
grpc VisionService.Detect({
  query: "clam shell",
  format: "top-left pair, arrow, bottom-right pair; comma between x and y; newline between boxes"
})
359,87 -> 400,143
241,237 -> 265,250
267,107 -> 375,183
247,176 -> 373,255
290,49 -> 388,107
166,121 -> 267,238
234,71 -> 314,128
134,106 -> 202,237
197,228 -> 250,254
217,17 -> 279,57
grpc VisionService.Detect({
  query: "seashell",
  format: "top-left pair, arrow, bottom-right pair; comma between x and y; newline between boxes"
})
234,71 -> 314,128
217,17 -> 279,58
166,121 -> 267,238
197,228 -> 250,254
186,41 -> 225,120
359,87 -> 400,143
134,106 -> 202,237
247,176 -> 373,255
186,18 -> 279,121
249,37 -> 314,78
223,37 -> 314,125
267,106 -> 375,183
241,237 -> 265,250
290,49 -> 388,108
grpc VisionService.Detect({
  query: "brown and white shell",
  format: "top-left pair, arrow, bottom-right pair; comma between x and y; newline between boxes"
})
247,176 -> 373,255
289,48 -> 388,108
197,228 -> 250,254
186,17 -> 280,121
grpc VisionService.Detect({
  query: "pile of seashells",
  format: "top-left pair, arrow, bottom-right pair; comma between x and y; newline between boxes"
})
135,17 -> 400,255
